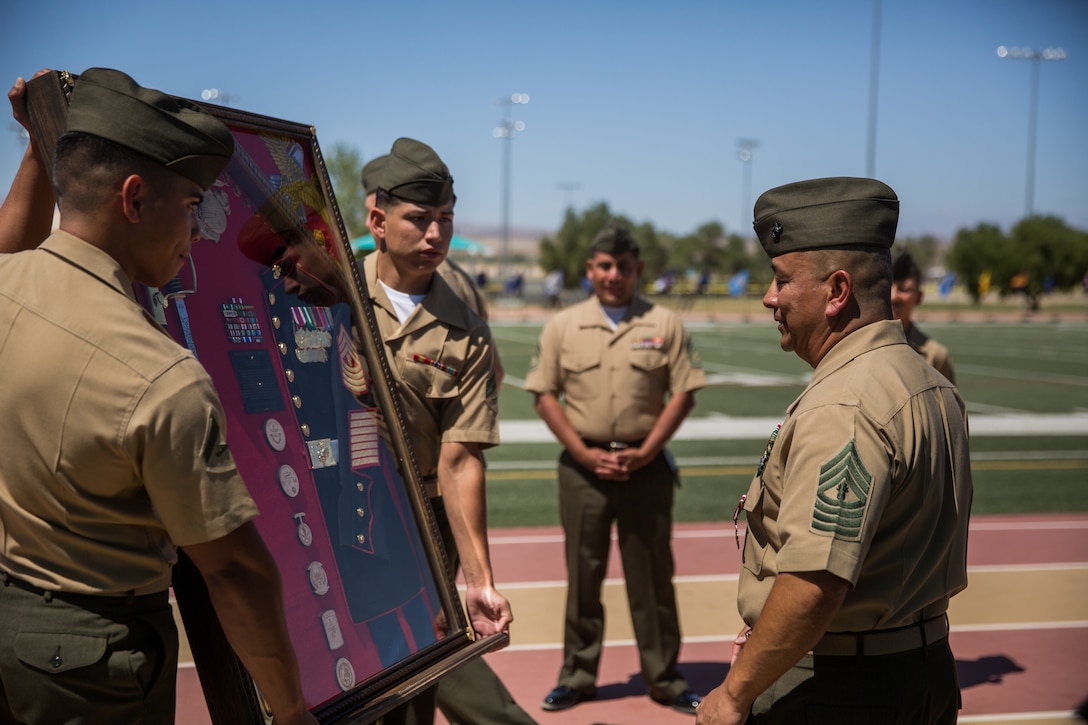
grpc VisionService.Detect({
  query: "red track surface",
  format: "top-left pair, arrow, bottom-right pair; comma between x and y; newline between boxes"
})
176,514 -> 1088,724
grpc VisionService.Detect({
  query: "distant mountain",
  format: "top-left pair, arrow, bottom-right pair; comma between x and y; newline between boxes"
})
454,222 -> 554,258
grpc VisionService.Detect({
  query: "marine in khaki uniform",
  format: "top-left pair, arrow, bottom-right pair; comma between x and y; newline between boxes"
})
361,153 -> 530,722
892,250 -> 955,383
524,221 -> 706,716
362,154 -> 504,390
697,178 -> 973,725
0,68 -> 314,725
359,138 -> 528,725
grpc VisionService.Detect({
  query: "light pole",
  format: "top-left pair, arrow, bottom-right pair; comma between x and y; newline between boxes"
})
737,139 -> 759,230
556,182 -> 580,213
866,0 -> 882,178
997,45 -> 1067,217
493,92 -> 529,294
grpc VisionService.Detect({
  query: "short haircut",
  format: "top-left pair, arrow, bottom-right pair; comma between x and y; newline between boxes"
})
810,247 -> 892,313
53,132 -> 167,213
589,220 -> 640,258
892,251 -> 923,283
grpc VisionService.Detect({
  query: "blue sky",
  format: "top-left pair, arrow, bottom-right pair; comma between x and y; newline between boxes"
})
2,0 -> 1085,240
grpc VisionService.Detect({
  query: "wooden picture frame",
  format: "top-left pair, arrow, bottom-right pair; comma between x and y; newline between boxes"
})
26,70 -> 504,724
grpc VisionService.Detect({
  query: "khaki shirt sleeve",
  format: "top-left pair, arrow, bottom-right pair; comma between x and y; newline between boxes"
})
523,316 -> 564,396
773,404 -> 893,585
132,360 -> 259,546
439,322 -> 499,447
924,341 -> 955,385
663,314 -> 707,395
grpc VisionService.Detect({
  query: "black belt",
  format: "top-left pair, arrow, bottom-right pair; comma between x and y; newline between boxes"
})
0,570 -> 169,608
811,614 -> 949,657
581,438 -> 646,452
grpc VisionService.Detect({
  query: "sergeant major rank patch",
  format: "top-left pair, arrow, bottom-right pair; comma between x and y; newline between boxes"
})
811,441 -> 871,540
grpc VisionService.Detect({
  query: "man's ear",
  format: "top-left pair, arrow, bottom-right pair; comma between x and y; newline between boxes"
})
119,174 -> 145,223
368,206 -> 386,249
825,269 -> 853,316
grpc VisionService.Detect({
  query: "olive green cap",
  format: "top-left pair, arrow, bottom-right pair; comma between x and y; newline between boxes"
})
753,177 -> 898,258
360,154 -> 388,195
589,220 -> 640,258
379,137 -> 453,206
66,68 -> 234,190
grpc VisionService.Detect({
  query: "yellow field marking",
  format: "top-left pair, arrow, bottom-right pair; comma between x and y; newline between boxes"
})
499,567 -> 1088,648
486,459 -> 1088,481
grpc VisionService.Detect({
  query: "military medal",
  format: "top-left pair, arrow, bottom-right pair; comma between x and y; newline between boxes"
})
307,561 -> 330,595
278,464 -> 299,497
291,306 -> 332,364
321,610 -> 344,650
308,438 -> 337,469
294,512 -> 313,547
335,658 -> 356,692
264,418 -> 287,451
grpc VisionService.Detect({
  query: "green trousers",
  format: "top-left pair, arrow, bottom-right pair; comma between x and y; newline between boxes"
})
0,578 -> 177,725
381,500 -> 537,725
749,641 -> 961,723
555,450 -> 689,701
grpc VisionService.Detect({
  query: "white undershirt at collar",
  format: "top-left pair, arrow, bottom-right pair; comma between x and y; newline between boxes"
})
599,303 -> 628,330
379,279 -> 426,324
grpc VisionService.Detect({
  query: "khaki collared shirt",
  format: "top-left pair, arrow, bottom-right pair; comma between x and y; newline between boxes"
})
0,232 -> 258,595
438,258 -> 489,322
523,295 -> 706,442
361,254 -> 498,480
905,322 -> 955,384
739,320 -> 972,631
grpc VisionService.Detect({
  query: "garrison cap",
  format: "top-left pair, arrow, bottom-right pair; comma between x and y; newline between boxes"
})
361,154 -> 388,195
66,68 -> 234,190
589,220 -> 640,258
379,137 -> 453,206
753,177 -> 898,258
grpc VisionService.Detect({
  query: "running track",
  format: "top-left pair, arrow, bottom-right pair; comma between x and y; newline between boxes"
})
175,513 -> 1088,724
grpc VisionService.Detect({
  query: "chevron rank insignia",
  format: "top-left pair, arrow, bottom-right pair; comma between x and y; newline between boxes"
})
811,441 -> 872,540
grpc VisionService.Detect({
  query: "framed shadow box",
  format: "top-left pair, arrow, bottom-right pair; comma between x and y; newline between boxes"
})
26,70 -> 504,724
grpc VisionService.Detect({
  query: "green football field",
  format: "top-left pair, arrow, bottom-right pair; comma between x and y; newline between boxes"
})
481,318 -> 1088,528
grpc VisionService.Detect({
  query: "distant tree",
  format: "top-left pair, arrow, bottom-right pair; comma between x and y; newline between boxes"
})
947,216 -> 1088,309
723,233 -> 753,274
1006,216 -> 1088,309
669,222 -> 727,275
324,143 -> 368,239
538,207 -> 776,295
946,223 -> 1009,304
631,221 -> 670,283
537,202 -> 619,289
896,234 -> 941,274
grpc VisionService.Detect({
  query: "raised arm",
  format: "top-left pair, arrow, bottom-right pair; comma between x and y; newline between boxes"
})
0,71 -> 57,253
